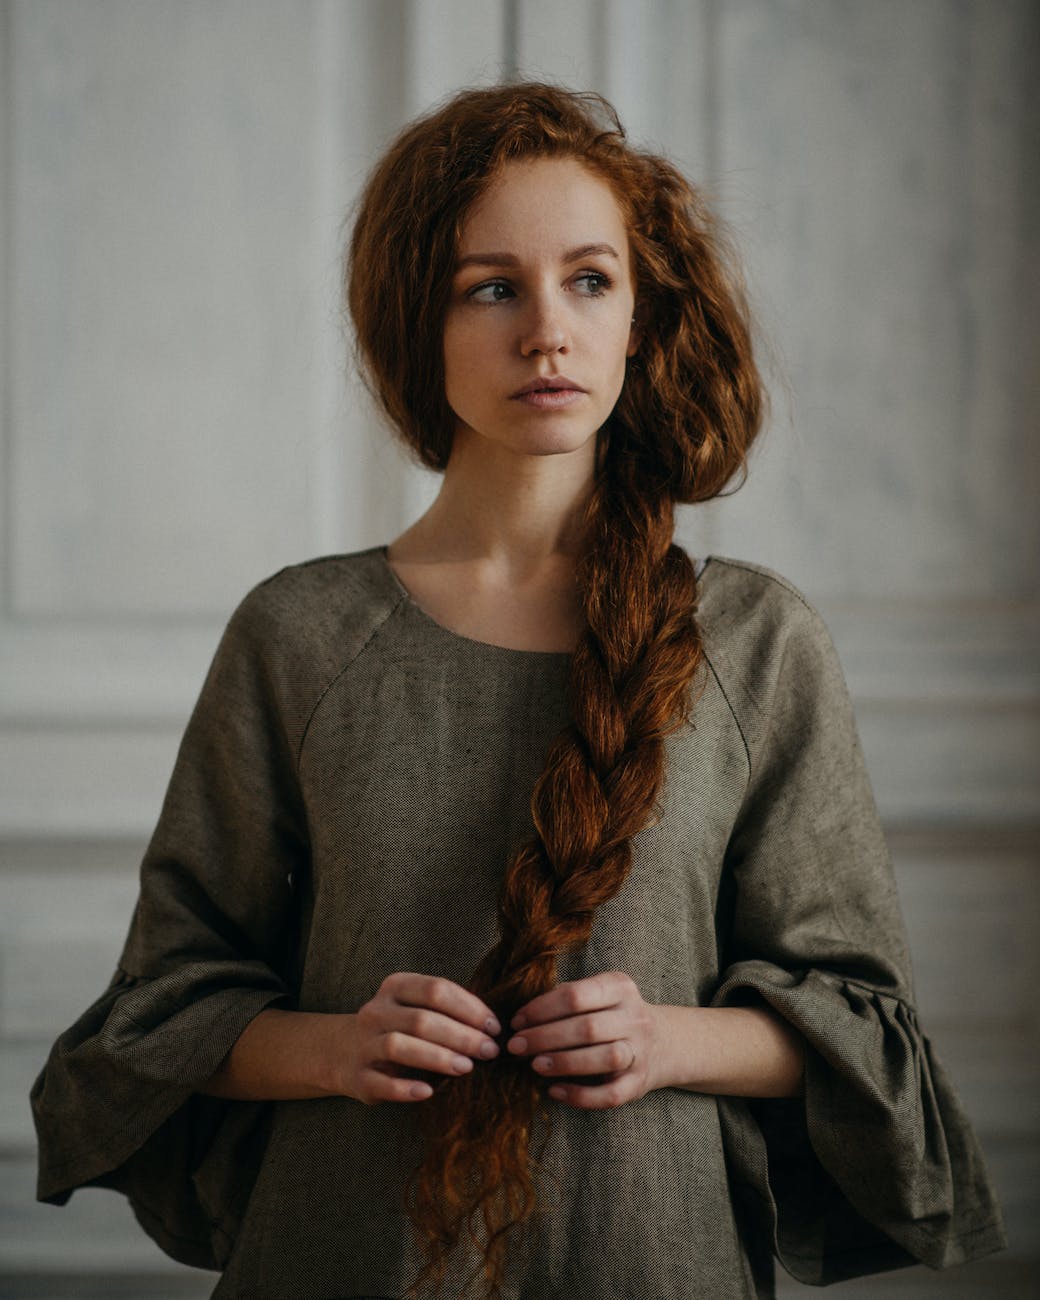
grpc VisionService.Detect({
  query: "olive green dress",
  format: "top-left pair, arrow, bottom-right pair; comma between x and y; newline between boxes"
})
31,547 -> 1006,1298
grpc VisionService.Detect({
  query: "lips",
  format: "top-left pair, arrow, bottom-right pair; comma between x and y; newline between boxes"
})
510,375 -> 586,398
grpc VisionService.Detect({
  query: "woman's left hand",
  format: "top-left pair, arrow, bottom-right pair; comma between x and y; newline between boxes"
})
506,971 -> 664,1110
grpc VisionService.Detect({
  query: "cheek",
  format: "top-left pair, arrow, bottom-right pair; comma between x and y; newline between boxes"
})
442,323 -> 485,411
442,324 -> 467,386
444,315 -> 490,367
604,315 -> 636,367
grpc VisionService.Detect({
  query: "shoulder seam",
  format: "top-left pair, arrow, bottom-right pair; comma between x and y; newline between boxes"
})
698,646 -> 752,785
705,556 -> 819,618
252,548 -> 383,590
295,592 -> 409,767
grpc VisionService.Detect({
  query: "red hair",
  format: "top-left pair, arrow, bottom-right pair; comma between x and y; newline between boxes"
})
346,81 -> 764,1298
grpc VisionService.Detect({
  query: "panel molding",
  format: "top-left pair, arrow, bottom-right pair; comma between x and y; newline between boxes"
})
2,594 -> 1038,833
2,590 -> 1036,719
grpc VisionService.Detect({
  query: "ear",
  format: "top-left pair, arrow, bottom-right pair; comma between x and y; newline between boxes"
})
627,313 -> 641,357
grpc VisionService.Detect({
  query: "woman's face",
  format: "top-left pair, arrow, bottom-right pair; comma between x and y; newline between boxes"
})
443,156 -> 639,463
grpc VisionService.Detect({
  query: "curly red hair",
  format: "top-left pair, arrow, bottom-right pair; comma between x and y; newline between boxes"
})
345,81 -> 765,1299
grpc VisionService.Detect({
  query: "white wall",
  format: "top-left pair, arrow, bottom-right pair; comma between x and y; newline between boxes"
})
1,2 -> 1036,1295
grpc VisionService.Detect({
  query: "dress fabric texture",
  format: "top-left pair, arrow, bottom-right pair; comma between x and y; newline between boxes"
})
31,546 -> 1006,1299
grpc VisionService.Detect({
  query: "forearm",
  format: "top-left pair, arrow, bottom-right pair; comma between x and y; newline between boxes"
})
198,1008 -> 356,1101
653,1004 -> 805,1098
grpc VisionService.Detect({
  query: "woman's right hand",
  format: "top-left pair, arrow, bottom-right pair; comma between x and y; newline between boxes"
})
342,972 -> 502,1105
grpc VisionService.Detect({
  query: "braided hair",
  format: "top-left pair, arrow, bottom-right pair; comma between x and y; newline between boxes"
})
345,81 -> 765,1299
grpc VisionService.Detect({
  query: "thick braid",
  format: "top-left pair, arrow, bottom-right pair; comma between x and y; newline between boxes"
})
403,433 -> 705,1300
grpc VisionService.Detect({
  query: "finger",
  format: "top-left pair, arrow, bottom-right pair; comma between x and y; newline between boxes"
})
508,1009 -> 619,1056
359,1067 -> 435,1104
397,1006 -> 500,1061
512,973 -> 623,1030
389,972 -> 502,1036
378,1028 -> 482,1079
547,1073 -> 634,1111
529,1040 -> 635,1078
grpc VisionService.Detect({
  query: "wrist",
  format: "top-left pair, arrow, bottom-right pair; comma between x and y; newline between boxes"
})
651,1004 -> 713,1093
201,1008 -> 361,1102
651,1003 -> 805,1098
308,1012 -> 361,1098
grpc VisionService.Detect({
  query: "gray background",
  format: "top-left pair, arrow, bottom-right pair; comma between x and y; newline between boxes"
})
0,1 -> 1037,1296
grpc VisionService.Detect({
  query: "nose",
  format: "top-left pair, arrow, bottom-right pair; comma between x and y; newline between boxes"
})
520,295 -> 568,356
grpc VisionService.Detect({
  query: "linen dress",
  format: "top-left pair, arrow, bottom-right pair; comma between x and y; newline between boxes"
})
31,546 -> 1007,1298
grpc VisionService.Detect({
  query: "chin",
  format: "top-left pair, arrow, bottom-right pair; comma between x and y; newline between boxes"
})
518,431 -> 599,458
453,414 -> 602,461
510,417 -> 604,455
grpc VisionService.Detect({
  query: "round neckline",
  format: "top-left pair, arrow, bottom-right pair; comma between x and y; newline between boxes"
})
377,545 -> 575,660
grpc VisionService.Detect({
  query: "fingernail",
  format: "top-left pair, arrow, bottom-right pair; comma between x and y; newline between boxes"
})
533,1055 -> 552,1071
509,1036 -> 528,1054
453,1055 -> 473,1072
512,1013 -> 527,1029
479,1040 -> 499,1059
485,1016 -> 501,1035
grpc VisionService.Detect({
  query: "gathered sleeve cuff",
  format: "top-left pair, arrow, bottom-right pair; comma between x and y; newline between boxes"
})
30,578 -> 310,1266
711,963 -> 1007,1283
701,570 -> 1007,1284
32,964 -> 288,1207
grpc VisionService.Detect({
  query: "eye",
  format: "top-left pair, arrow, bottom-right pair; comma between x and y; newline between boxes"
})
467,279 -> 514,305
575,271 -> 613,296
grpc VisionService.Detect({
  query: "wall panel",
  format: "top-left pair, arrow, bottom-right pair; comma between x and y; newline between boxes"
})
697,0 -> 1039,603
9,0 -> 326,619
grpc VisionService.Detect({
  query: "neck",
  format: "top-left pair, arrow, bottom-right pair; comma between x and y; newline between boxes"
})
396,425 -> 600,580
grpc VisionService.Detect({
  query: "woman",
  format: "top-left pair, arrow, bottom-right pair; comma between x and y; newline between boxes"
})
32,82 -> 1005,1300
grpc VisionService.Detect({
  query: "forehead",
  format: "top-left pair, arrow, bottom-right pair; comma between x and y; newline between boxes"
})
457,157 -> 630,256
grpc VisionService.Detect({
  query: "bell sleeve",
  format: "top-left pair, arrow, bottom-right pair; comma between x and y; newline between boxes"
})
30,580 -> 308,1267
705,585 -> 1007,1285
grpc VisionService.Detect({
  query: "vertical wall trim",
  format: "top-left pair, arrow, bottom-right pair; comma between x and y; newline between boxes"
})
503,0 -> 518,81
310,0 -> 351,555
0,1 -> 13,619
701,0 -> 721,183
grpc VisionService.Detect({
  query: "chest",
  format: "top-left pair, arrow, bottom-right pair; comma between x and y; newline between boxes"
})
294,644 -> 749,1009
387,557 -> 585,653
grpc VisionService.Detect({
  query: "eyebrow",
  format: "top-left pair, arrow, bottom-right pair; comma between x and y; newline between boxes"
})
454,243 -> 621,272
